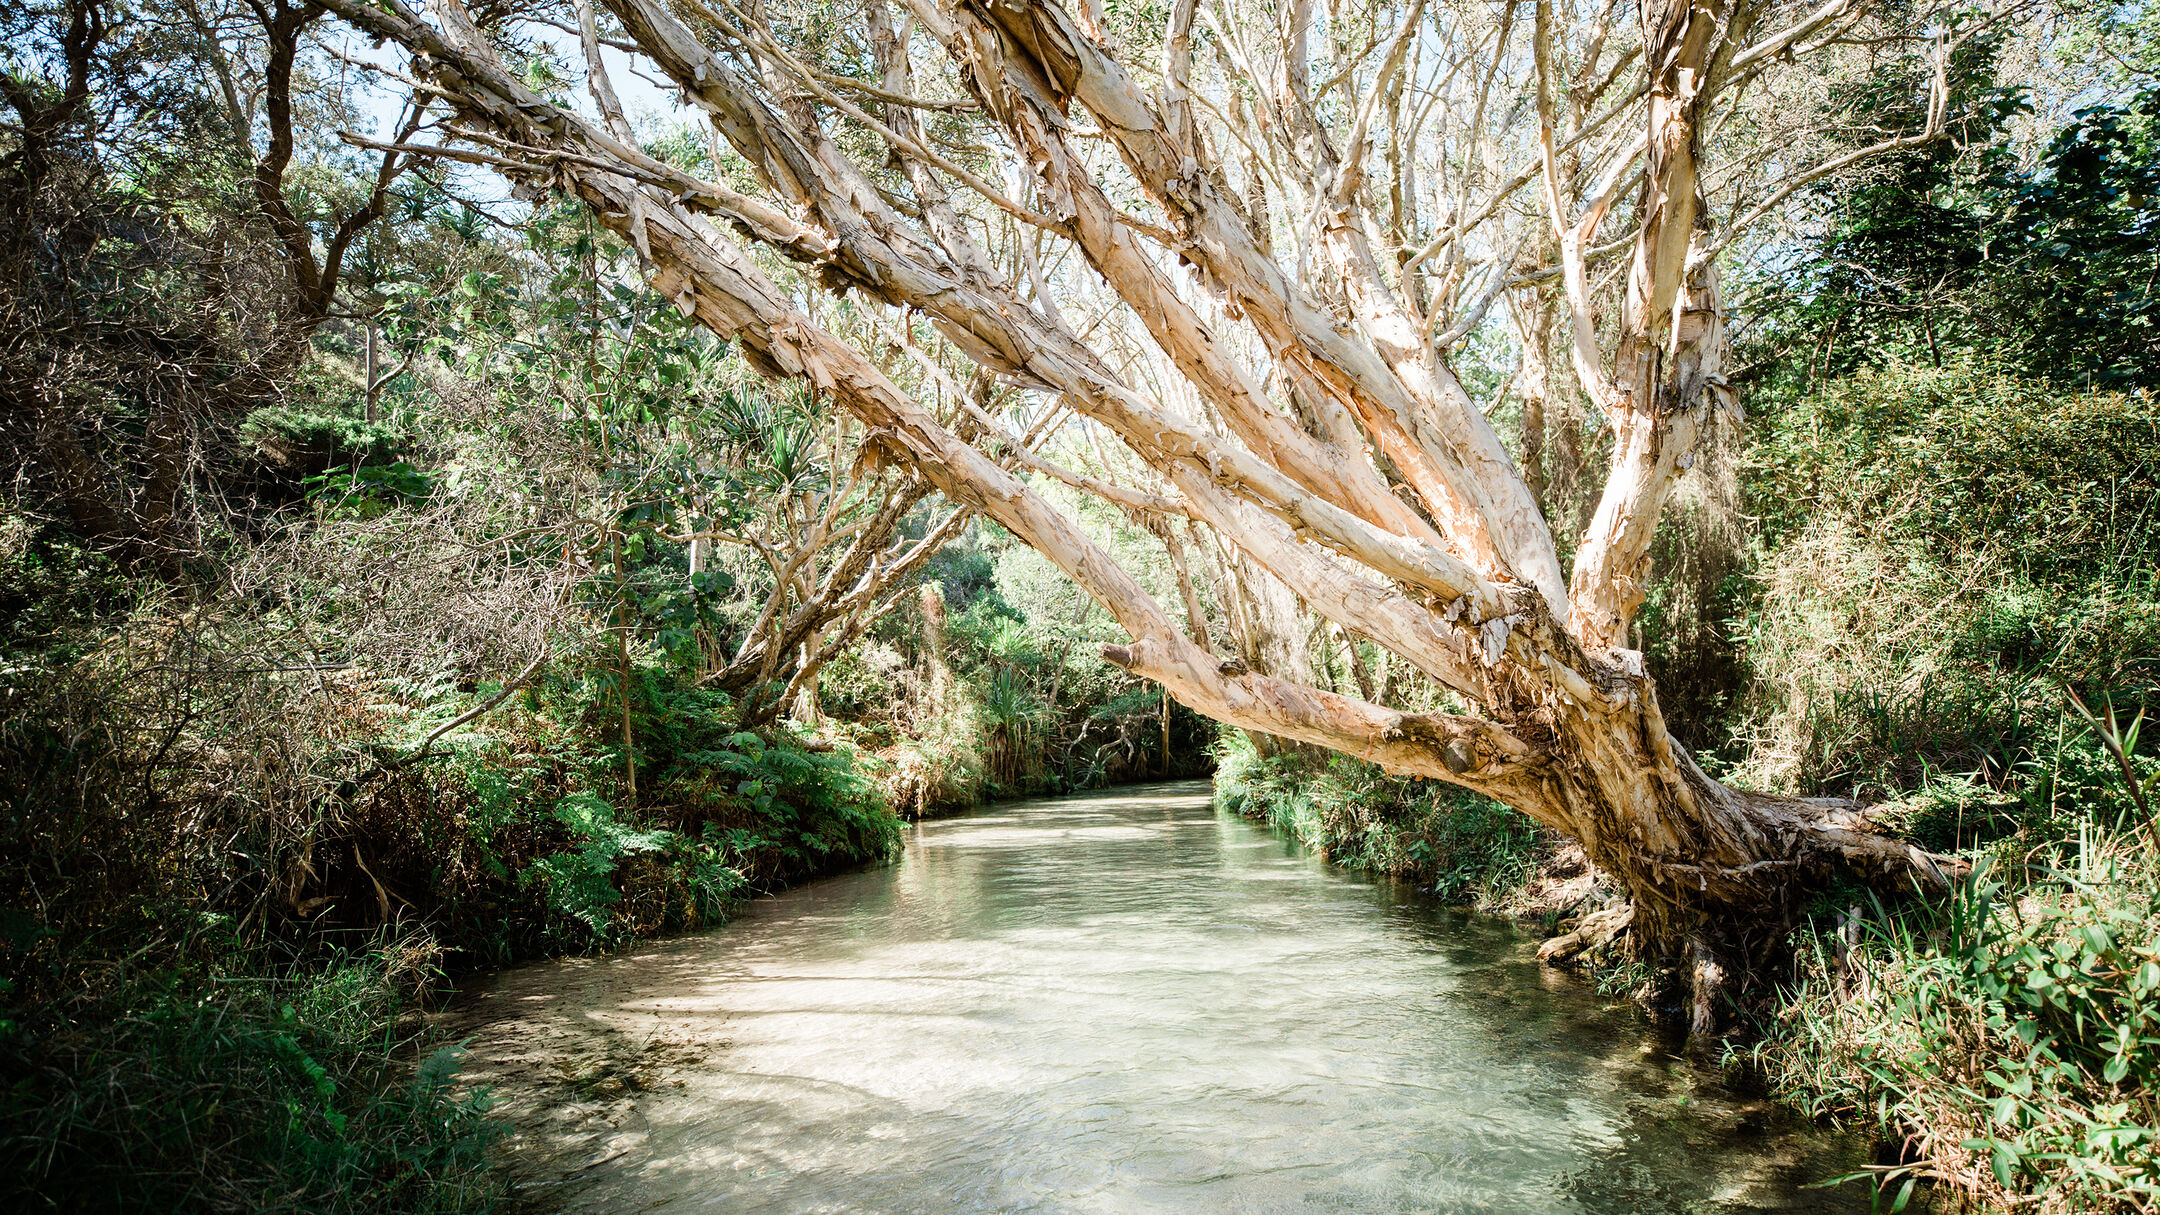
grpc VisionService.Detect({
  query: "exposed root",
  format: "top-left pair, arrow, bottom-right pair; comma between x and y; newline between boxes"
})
1688,935 -> 1727,1036
1537,902 -> 1633,963
1752,792 -> 1972,898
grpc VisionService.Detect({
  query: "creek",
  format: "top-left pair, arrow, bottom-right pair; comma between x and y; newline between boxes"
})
445,780 -> 1875,1212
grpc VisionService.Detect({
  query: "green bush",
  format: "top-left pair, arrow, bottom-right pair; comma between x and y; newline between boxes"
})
652,724 -> 902,888
525,791 -> 683,939
1754,713 -> 2160,1210
241,404 -> 405,476
1709,357 -> 2160,1213
0,949 -> 503,1214
1761,850 -> 2160,1208
0,624 -> 906,1196
1730,363 -> 2160,797
0,510 -> 130,657
1214,732 -> 1550,904
356,669 -> 900,956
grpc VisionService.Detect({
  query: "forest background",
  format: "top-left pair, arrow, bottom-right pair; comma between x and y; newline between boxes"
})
2,0 -> 2157,1209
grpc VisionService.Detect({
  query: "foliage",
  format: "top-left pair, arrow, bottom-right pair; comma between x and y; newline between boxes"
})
1695,43 -> 2160,1209
523,792 -> 682,939
1754,715 -> 2160,1211
1214,732 -> 1551,908
242,404 -> 406,478
641,711 -> 902,889
1725,363 -> 2159,798
1749,47 -> 2160,393
0,945 -> 503,1214
845,535 -> 1217,817
0,512 -> 129,656
0,581 -> 903,1209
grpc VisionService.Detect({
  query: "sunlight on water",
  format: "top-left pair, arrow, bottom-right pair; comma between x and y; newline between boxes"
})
445,782 -> 1875,1213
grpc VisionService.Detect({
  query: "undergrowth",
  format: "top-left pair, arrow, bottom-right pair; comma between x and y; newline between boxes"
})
1749,706 -> 2160,1212
1213,732 -> 1558,911
0,603 -> 903,1213
831,542 -> 1217,819
0,943 -> 502,1214
1727,364 -> 2158,799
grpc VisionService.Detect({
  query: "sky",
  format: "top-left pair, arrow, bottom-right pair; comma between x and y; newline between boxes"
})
330,12 -> 683,210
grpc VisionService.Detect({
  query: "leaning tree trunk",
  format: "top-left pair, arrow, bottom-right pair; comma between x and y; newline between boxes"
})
318,0 -> 1963,1030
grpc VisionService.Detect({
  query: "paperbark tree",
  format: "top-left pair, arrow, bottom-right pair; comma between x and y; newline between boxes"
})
691,427 -> 971,728
320,0 -> 1980,1025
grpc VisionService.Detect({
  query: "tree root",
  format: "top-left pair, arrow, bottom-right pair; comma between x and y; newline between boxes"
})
1542,913 -> 1733,1035
1537,902 -> 1634,963
1528,794 -> 1970,1040
1754,793 -> 1972,898
1688,935 -> 1727,1036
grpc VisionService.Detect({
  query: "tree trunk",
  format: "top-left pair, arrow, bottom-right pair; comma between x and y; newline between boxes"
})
791,629 -> 825,727
919,582 -> 950,712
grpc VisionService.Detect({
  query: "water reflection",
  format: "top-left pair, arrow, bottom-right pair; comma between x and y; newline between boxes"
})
446,781 -> 1874,1213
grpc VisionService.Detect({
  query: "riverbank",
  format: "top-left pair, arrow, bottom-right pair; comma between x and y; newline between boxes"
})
0,684 -> 903,1214
1217,726 -> 2160,1212
1213,734 -> 1609,930
0,669 -> 1195,1215
14,669 -> 2153,1214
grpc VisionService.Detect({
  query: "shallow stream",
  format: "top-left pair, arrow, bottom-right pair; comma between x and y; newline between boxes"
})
445,780 -> 1875,1213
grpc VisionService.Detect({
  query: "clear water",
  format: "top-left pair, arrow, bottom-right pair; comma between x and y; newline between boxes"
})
445,780 -> 1876,1213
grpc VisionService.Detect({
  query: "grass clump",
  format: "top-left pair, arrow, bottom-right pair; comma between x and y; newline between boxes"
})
1750,709 -> 2160,1211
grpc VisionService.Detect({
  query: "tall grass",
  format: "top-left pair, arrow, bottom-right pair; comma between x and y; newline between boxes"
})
1751,709 -> 2160,1211
1,945 -> 503,1213
1727,364 -> 2158,798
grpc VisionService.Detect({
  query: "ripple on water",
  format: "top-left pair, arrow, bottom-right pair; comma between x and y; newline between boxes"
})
443,779 -> 1880,1214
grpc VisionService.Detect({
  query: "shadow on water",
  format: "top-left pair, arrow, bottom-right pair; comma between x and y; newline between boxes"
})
443,781 -> 1883,1214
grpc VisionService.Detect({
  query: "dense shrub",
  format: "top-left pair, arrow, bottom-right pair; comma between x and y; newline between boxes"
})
839,538 -> 1217,818
0,605 -> 901,1211
1755,719 -> 2160,1210
0,948 -> 502,1214
1728,363 -> 2159,798
1724,364 -> 2160,1211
